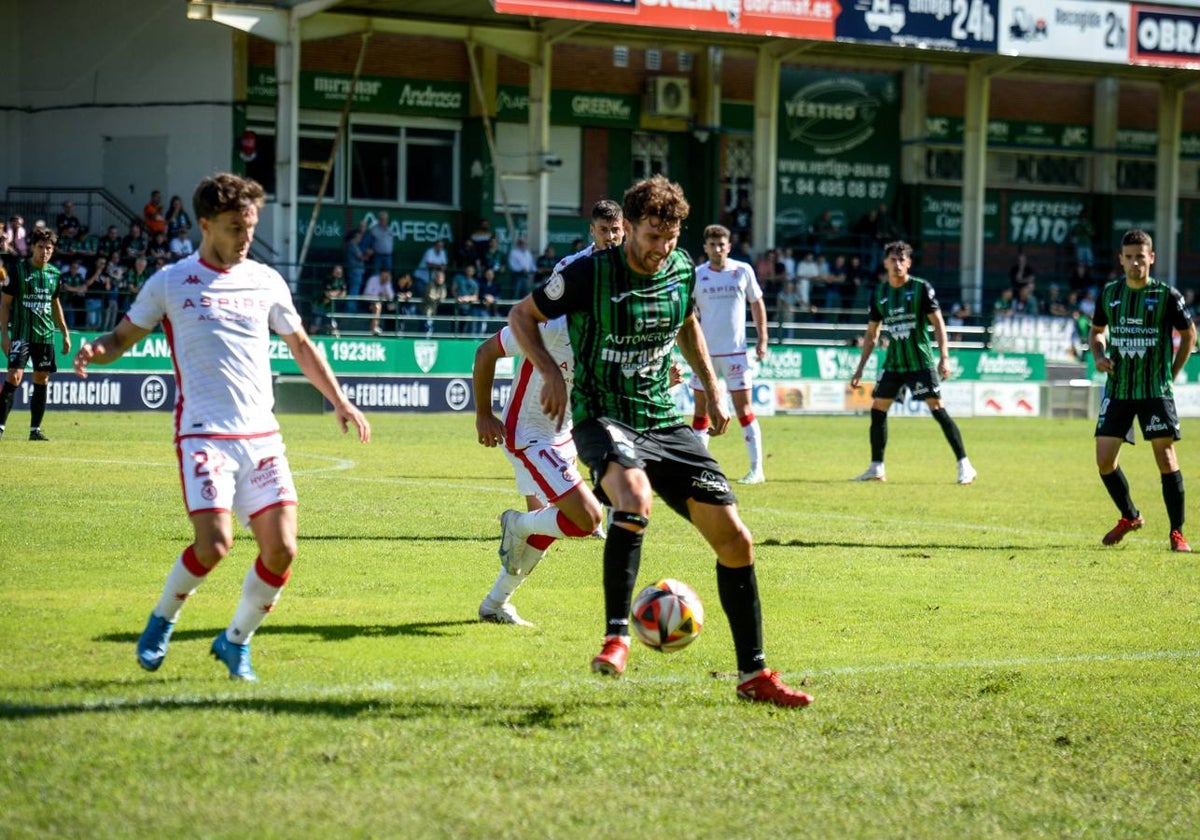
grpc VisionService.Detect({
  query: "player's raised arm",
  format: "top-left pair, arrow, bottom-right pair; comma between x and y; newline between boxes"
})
74,318 -> 152,378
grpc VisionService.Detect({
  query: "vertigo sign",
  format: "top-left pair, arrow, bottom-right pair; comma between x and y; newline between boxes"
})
491,0 -> 841,42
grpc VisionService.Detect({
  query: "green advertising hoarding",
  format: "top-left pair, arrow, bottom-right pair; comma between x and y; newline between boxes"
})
775,69 -> 901,246
495,85 -> 640,128
918,185 -> 1000,242
248,67 -> 468,117
59,333 -> 484,377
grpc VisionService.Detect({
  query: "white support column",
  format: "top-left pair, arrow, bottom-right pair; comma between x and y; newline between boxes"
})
526,38 -> 552,255
900,64 -> 927,184
960,61 -> 992,313
751,44 -> 783,253
1093,77 -> 1119,196
274,12 -> 301,289
1155,81 -> 1183,287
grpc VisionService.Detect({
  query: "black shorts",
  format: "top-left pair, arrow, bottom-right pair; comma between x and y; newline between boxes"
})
1095,396 -> 1180,442
6,341 -> 57,374
572,417 -> 737,519
873,368 -> 941,401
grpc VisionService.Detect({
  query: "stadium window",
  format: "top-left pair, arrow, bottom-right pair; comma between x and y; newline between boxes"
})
632,132 -> 669,180
492,123 -> 582,214
1116,158 -> 1156,193
349,123 -> 458,207
925,147 -> 963,182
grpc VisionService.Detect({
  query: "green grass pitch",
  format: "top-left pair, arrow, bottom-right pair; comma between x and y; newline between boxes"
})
2,411 -> 1199,838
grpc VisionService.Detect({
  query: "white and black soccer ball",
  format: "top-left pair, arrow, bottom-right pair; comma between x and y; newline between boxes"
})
630,578 -> 704,652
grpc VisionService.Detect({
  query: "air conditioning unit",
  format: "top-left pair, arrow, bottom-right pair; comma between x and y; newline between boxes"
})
647,76 -> 690,118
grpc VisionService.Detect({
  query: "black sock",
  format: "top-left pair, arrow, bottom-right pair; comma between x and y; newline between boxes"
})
603,524 -> 643,637
717,563 -> 765,675
1162,470 -> 1185,532
869,408 -> 888,463
0,381 -> 15,427
30,383 -> 48,429
1101,468 -> 1139,520
931,408 -> 967,460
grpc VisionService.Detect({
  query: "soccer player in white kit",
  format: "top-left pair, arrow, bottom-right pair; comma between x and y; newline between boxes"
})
471,201 -> 623,625
690,223 -> 769,484
74,173 -> 371,681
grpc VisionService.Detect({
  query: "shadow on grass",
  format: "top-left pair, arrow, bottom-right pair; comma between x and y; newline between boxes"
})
756,538 -> 1075,550
94,620 -> 477,645
0,695 -> 586,728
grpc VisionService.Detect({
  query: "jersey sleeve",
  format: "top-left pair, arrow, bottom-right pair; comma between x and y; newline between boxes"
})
124,269 -> 168,331
1167,286 -> 1193,332
744,264 -> 764,304
1092,287 -> 1110,328
531,255 -> 592,320
921,281 -> 941,316
497,324 -> 521,357
267,269 -> 304,336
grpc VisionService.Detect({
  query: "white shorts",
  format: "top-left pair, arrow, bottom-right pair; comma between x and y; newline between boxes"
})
691,351 -> 753,393
503,438 -> 583,504
177,434 -> 297,528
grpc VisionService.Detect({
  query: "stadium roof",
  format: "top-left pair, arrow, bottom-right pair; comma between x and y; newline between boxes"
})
188,0 -> 1200,84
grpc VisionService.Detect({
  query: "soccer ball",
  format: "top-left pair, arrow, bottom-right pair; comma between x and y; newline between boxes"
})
630,578 -> 704,652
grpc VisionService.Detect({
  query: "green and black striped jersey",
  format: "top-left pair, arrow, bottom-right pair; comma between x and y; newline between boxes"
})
1092,277 -> 1192,399
532,246 -> 695,431
868,275 -> 940,373
4,260 -> 63,344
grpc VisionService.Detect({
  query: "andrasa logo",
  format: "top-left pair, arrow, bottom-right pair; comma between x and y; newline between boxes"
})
414,340 -> 438,373
784,78 -> 890,155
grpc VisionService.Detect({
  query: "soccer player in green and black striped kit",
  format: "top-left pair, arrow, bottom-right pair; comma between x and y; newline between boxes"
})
849,240 -> 975,484
0,227 -> 72,441
1090,229 -> 1197,551
508,175 -> 811,707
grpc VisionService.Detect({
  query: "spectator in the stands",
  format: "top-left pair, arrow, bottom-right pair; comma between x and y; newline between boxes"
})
1044,283 -> 1070,317
121,220 -> 148,266
1067,261 -> 1095,297
416,238 -> 449,286
364,267 -> 395,337
993,287 -> 1015,320
367,211 -> 394,275
419,267 -> 448,335
535,244 -> 557,285
56,201 -> 81,237
60,259 -> 91,328
96,225 -> 123,263
165,195 -> 192,236
394,270 -> 417,332
478,267 -> 502,323
507,235 -> 536,296
5,215 -> 28,257
477,235 -> 503,276
343,226 -> 369,311
124,256 -> 151,312
469,218 -> 493,265
1013,284 -> 1040,316
147,230 -> 170,264
451,263 -> 483,335
142,189 -> 167,237
1009,249 -> 1036,297
169,226 -> 194,260
310,264 -> 347,337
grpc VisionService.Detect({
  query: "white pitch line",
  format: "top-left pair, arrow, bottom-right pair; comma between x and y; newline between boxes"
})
7,648 -> 1199,713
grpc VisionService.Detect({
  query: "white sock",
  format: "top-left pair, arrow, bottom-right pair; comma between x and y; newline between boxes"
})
518,506 -> 566,538
743,418 -> 762,473
152,548 -> 208,622
486,568 -> 530,605
692,427 -> 710,450
226,558 -> 289,644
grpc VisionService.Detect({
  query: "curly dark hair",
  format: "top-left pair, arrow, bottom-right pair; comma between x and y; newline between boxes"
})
622,174 -> 689,228
883,240 -> 913,260
591,199 -> 622,222
29,227 -> 58,248
192,173 -> 266,221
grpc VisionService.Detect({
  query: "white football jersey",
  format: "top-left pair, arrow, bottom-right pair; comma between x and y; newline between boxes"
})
125,253 -> 304,439
693,258 -> 763,356
499,316 -> 573,449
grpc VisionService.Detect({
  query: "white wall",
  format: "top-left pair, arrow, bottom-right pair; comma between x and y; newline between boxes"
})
5,0 -> 236,219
